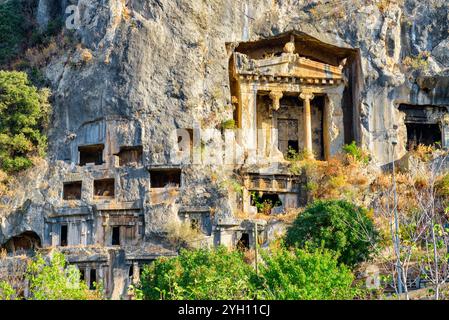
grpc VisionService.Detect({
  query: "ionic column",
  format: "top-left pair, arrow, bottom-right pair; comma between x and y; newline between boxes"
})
441,115 -> 449,150
299,92 -> 315,158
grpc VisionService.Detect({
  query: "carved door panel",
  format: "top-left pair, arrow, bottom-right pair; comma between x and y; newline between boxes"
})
123,226 -> 135,246
69,222 -> 81,246
278,119 -> 298,156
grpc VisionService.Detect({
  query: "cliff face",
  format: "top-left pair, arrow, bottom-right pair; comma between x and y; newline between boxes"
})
1,0 -> 449,298
37,0 -> 449,164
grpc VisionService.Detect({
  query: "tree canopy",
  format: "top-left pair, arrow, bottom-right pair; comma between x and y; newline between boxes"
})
0,71 -> 50,173
285,199 -> 378,266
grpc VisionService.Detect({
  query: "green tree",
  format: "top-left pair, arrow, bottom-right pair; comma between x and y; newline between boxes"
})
285,200 -> 378,266
0,280 -> 16,300
0,71 -> 50,173
138,246 -> 255,300
26,252 -> 102,300
0,0 -> 26,65
255,246 -> 359,300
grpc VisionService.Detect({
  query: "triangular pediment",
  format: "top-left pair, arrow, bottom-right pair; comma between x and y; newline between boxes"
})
229,31 -> 357,85
234,52 -> 344,81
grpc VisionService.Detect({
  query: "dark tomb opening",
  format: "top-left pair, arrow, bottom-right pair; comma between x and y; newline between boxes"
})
94,179 -> 115,199
89,269 -> 97,290
405,123 -> 441,151
63,181 -> 82,200
237,233 -> 250,250
60,225 -> 68,247
112,226 -> 120,246
79,144 -> 104,166
251,193 -> 282,215
150,169 -> 182,188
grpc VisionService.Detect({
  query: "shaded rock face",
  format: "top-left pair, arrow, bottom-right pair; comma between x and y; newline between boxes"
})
1,0 -> 449,297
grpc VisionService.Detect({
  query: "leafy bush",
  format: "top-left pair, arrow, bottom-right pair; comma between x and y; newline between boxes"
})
255,246 -> 358,300
285,200 -> 379,266
163,220 -> 203,250
402,52 -> 431,72
138,246 -> 255,300
0,280 -> 16,300
26,252 -> 103,300
138,245 -> 361,300
221,119 -> 236,129
0,71 -> 50,173
0,0 -> 26,65
343,141 -> 370,164
251,191 -> 282,215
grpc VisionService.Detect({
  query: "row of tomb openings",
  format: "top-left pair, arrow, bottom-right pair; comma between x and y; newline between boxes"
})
78,145 -> 143,167
56,218 -> 145,248
63,169 -> 182,200
75,109 -> 447,169
2,218 -> 253,253
68,262 -> 145,293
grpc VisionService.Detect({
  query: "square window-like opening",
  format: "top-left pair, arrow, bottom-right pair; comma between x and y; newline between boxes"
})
150,169 -> 181,188
251,192 -> 282,215
112,226 -> 120,246
117,146 -> 143,166
237,233 -> 250,250
63,181 -> 82,200
79,144 -> 104,166
94,179 -> 115,199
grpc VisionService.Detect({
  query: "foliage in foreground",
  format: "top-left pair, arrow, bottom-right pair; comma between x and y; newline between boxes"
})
26,252 -> 103,300
1,251 -> 103,300
0,71 -> 50,173
138,246 -> 255,300
255,246 -> 359,300
0,280 -> 15,300
285,200 -> 379,267
137,246 -> 359,300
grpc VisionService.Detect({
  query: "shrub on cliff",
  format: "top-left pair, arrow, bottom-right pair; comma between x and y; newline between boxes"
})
0,71 -> 50,173
285,200 -> 379,266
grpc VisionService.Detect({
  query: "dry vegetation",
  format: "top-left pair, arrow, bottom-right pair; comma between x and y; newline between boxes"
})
163,220 -> 204,250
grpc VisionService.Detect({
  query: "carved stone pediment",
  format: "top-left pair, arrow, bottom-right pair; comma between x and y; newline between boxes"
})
233,51 -> 345,82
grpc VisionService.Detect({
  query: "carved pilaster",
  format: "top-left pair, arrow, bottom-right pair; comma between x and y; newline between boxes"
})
325,92 -> 345,158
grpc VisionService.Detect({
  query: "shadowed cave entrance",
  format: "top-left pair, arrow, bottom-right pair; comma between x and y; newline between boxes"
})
405,123 -> 441,150
399,104 -> 446,151
1,231 -> 41,254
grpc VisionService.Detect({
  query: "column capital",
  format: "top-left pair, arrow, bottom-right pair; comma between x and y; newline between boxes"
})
299,92 -> 315,101
269,90 -> 284,111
